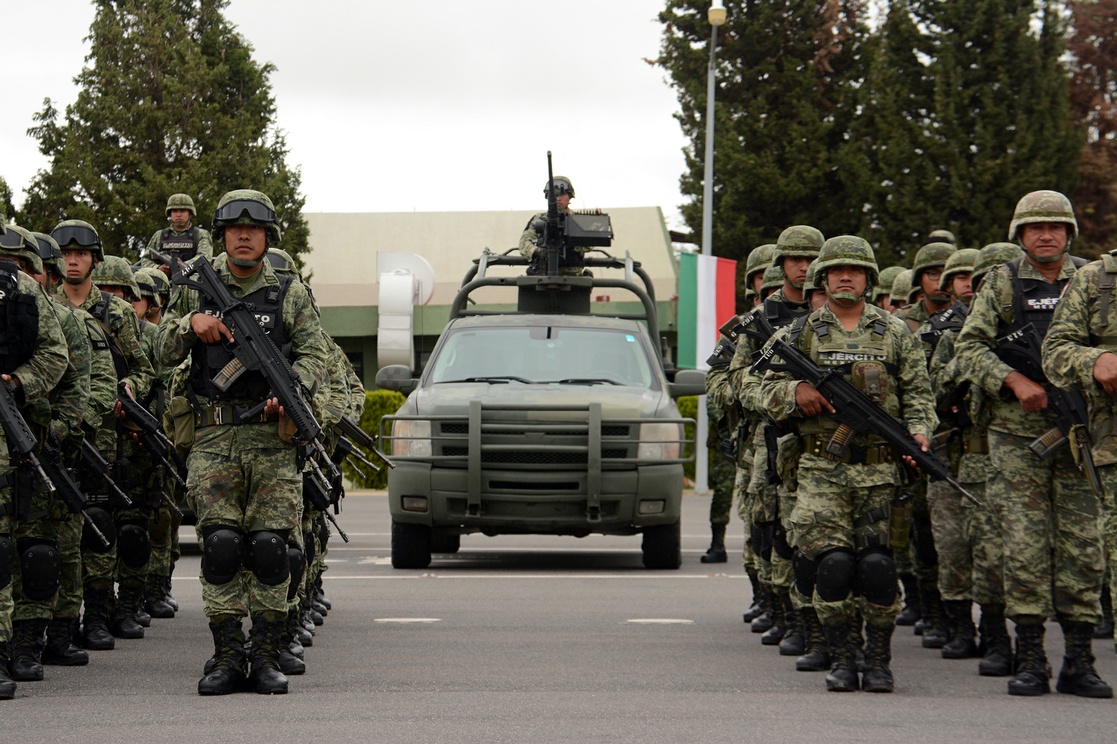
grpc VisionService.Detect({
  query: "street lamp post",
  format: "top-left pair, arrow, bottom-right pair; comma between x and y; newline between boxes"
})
696,0 -> 726,496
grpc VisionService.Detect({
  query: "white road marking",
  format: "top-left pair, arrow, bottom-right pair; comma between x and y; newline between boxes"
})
373,618 -> 442,623
626,619 -> 694,624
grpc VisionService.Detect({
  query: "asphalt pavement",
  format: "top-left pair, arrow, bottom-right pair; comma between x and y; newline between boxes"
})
4,491 -> 1114,743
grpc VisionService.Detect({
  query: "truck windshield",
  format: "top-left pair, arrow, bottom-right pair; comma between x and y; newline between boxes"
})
429,326 -> 656,388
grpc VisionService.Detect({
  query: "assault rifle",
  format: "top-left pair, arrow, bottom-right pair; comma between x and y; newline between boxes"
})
750,335 -> 982,506
0,380 -> 55,494
302,472 -> 350,543
80,439 -> 132,506
995,323 -> 1103,497
117,383 -> 187,516
530,151 -> 612,276
337,414 -> 395,470
165,251 -> 341,490
41,441 -> 110,548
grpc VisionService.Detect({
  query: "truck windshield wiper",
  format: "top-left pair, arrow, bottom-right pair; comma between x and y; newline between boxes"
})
442,376 -> 535,384
551,378 -> 621,386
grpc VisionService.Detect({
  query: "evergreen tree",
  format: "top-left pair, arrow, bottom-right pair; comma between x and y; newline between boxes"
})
0,176 -> 14,221
20,0 -> 309,266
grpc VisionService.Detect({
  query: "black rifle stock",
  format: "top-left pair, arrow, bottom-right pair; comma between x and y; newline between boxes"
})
995,323 -> 1103,496
303,472 -> 350,543
42,441 -> 109,548
0,381 -> 54,493
751,336 -> 982,506
337,415 -> 395,469
80,439 -> 132,506
117,383 -> 188,511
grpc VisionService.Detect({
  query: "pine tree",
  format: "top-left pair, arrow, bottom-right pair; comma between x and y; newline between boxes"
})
20,0 -> 309,265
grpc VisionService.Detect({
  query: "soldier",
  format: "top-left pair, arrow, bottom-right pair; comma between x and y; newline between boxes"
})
757,235 -> 937,692
956,190 -> 1109,698
742,244 -> 777,309
888,269 -> 914,315
519,176 -> 577,270
156,189 -> 328,695
140,193 -> 215,274
925,228 -> 958,246
872,266 -> 905,311
0,219 -> 70,700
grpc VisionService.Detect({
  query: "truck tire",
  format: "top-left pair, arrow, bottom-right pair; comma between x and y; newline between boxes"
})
641,522 -> 681,569
391,521 -> 432,569
430,532 -> 461,554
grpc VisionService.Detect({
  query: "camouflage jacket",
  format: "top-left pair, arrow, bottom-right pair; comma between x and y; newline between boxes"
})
71,304 -> 119,432
140,225 -> 215,266
1042,253 -> 1117,465
955,256 -> 1080,437
45,299 -> 90,440
895,299 -> 933,335
518,209 -> 574,261
727,288 -> 810,414
9,277 -> 70,441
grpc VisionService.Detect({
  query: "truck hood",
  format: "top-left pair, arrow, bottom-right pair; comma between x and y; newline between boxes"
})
409,383 -> 671,418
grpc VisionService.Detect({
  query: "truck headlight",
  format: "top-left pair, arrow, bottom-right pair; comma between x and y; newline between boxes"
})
391,419 -> 431,457
638,422 -> 681,461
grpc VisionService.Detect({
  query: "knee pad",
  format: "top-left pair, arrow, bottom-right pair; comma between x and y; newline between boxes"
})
201,526 -> 244,585
82,507 -> 116,553
856,548 -> 899,607
772,522 -> 794,560
116,520 -> 152,568
287,547 -> 306,601
912,515 -> 938,566
815,548 -> 855,603
246,531 -> 290,586
793,550 -> 819,599
0,534 -> 14,590
17,538 -> 61,601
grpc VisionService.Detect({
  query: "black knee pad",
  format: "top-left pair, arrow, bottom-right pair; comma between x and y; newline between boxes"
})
287,547 -> 306,601
116,520 -> 152,568
772,522 -> 794,560
856,548 -> 899,606
201,526 -> 244,585
82,507 -> 116,553
793,550 -> 819,599
0,534 -> 14,590
17,538 -> 61,601
815,548 -> 855,603
912,515 -> 938,566
246,531 -> 290,586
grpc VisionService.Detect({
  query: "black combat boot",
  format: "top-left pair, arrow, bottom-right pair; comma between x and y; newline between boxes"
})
277,614 -> 306,676
144,575 -> 175,619
1095,582 -> 1114,639
163,567 -> 179,613
41,618 -> 89,666
110,581 -> 145,639
822,620 -> 859,692
896,572 -> 921,626
749,580 -> 774,631
0,645 -> 17,700
198,617 -> 248,695
920,585 -> 948,649
700,524 -> 728,564
977,604 -> 1012,677
851,612 -> 866,673
778,593 -> 805,656
1007,621 -> 1050,696
79,582 -> 115,650
314,577 -> 331,612
1055,618 -> 1113,699
795,607 -> 830,672
289,606 -> 313,648
286,608 -> 305,659
248,615 -> 289,694
861,622 -> 895,693
742,566 -> 765,623
942,599 -> 978,659
761,588 -> 788,646
8,618 -> 49,681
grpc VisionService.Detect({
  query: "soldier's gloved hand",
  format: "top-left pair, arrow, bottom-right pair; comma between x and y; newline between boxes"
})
794,382 -> 835,417
1093,352 -> 1117,395
1003,371 -> 1048,412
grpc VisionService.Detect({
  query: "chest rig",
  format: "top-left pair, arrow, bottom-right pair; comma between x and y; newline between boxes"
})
1089,253 -> 1117,351
189,273 -> 292,400
994,256 -> 1084,382
0,259 -> 39,375
88,291 -> 129,379
160,226 -> 199,260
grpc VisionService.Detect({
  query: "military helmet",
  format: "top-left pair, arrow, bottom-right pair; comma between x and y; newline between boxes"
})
972,242 -> 1024,289
774,225 -> 824,266
0,224 -> 45,275
924,229 -> 957,246
938,248 -> 979,292
166,193 -> 196,217
744,243 -> 777,290
265,248 -> 298,276
890,269 -> 914,307
543,177 -> 575,199
92,255 -> 141,301
911,241 -> 957,287
814,235 -> 880,292
211,189 -> 282,244
802,260 -> 821,295
1008,190 -> 1078,242
760,263 -> 784,297
30,232 -> 64,277
52,219 -> 104,261
134,267 -> 169,308
874,265 -> 905,302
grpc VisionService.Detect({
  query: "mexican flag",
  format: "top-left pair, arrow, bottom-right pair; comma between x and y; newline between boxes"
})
677,252 -> 738,371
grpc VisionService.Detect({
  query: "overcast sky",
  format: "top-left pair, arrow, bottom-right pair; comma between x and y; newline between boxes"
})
4,1 -> 692,231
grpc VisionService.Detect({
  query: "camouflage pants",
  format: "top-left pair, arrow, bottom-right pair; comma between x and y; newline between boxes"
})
770,485 -> 799,592
12,495 -> 75,621
1096,465 -> 1117,614
0,512 -> 12,642
708,455 -> 736,527
734,460 -> 756,570
189,423 -> 302,621
148,505 -> 181,580
958,453 -> 1002,606
987,429 -> 1103,623
927,479 -> 972,601
791,468 -> 900,626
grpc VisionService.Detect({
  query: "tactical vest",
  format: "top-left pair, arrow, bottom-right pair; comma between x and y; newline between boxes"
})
790,306 -> 900,441
160,226 -> 199,260
0,259 -> 39,375
763,295 -> 809,333
189,274 -> 292,401
88,291 -> 129,379
920,300 -> 969,358
994,256 -> 1085,382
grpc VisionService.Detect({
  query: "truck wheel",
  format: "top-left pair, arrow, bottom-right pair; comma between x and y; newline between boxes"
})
431,532 -> 461,554
391,521 -> 432,569
641,522 -> 681,569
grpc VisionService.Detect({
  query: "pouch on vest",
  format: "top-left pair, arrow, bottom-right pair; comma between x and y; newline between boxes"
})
164,395 -> 195,457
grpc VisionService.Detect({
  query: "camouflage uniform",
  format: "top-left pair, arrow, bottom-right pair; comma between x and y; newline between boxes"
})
141,225 -> 214,266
